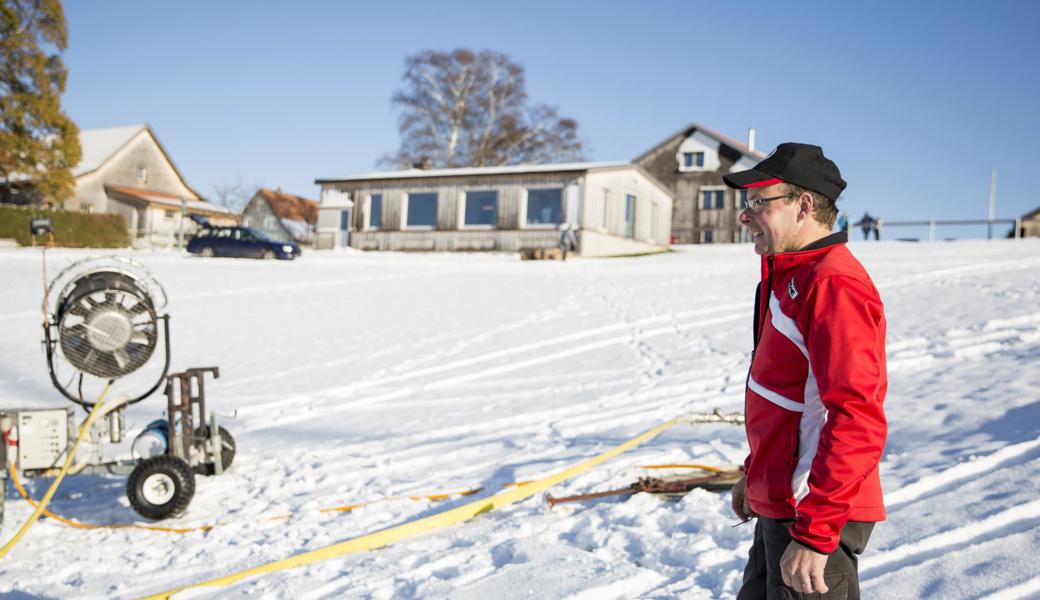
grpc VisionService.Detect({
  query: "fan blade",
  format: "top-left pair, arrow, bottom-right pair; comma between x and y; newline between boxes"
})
68,303 -> 90,318
130,301 -> 150,316
65,323 -> 88,340
113,349 -> 129,370
85,296 -> 100,308
130,331 -> 151,345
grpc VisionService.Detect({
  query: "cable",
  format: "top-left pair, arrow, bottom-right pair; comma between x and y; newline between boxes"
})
0,381 -> 114,558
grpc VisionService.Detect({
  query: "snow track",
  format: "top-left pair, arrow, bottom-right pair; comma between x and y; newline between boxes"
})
1,240 -> 1038,599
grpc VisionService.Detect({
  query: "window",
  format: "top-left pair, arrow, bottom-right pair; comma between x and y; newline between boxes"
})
135,165 -> 147,183
340,209 -> 351,231
407,192 -> 437,227
464,191 -> 497,226
738,190 -> 748,211
526,188 -> 562,226
368,194 -> 382,229
703,228 -> 714,243
702,190 -> 724,210
684,152 -> 704,168
624,194 -> 636,238
164,209 -> 177,220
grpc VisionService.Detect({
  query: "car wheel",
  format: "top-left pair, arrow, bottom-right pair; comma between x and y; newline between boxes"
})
127,455 -> 195,520
260,249 -> 275,260
200,246 -> 216,258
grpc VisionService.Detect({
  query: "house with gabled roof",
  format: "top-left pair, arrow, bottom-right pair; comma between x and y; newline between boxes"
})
64,124 -> 235,246
240,187 -> 319,244
635,123 -> 764,244
314,161 -> 673,257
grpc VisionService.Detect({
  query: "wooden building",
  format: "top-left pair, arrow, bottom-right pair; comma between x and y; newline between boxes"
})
241,188 -> 319,244
3,124 -> 236,246
1017,206 -> 1040,238
314,162 -> 673,257
635,123 -> 764,244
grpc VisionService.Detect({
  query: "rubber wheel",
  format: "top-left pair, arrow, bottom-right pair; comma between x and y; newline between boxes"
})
260,249 -> 275,259
200,246 -> 216,258
194,425 -> 236,473
127,455 -> 195,520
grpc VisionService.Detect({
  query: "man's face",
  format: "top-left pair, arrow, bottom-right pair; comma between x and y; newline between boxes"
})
739,183 -> 800,255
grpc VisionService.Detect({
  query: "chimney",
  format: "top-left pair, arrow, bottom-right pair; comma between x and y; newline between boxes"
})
747,128 -> 756,153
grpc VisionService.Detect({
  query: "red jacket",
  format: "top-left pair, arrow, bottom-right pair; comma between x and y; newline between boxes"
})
744,232 -> 887,554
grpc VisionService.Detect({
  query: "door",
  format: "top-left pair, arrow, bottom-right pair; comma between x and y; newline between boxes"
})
339,209 -> 351,247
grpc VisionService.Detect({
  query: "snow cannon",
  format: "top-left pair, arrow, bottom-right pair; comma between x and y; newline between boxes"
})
0,256 -> 234,527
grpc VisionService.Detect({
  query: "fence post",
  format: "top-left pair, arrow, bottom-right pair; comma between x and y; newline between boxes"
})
928,220 -> 935,242
1015,218 -> 1022,240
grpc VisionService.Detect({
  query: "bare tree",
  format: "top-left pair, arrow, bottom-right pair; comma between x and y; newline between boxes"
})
380,49 -> 585,169
210,177 -> 259,213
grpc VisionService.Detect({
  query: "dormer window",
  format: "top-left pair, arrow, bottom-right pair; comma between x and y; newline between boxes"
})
135,165 -> 147,183
683,152 -> 704,168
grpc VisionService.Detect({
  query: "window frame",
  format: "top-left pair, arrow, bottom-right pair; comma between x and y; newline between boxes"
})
366,193 -> 383,231
461,190 -> 498,229
404,191 -> 438,230
523,187 -> 564,228
700,186 -> 727,211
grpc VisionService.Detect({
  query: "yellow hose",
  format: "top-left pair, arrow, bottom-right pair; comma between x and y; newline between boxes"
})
140,418 -> 681,599
0,381 -> 114,558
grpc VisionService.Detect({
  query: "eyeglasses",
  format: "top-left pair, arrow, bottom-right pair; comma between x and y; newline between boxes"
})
741,193 -> 792,212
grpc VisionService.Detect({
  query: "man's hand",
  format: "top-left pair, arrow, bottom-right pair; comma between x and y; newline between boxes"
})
780,541 -> 829,594
730,475 -> 755,522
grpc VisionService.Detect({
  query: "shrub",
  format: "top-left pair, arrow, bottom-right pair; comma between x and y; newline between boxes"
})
0,205 -> 130,248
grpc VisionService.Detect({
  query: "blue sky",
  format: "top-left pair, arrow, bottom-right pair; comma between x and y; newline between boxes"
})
63,1 -> 1039,238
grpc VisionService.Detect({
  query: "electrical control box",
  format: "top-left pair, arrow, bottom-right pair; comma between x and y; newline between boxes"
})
13,409 -> 70,470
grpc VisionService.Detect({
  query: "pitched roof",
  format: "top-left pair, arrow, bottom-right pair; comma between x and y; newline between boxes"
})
315,161 -> 631,184
75,125 -> 147,177
75,124 -> 203,200
633,122 -> 765,164
106,184 -> 233,216
257,188 -> 319,225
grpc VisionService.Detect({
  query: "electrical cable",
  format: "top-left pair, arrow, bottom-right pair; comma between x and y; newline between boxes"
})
0,381 -> 114,558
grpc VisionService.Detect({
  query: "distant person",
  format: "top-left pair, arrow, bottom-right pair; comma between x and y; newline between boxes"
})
725,142 -> 888,600
836,211 -> 849,233
874,217 -> 883,241
559,223 -> 578,260
855,212 -> 876,240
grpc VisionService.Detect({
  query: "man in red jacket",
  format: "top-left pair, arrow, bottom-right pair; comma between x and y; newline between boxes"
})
723,143 -> 887,599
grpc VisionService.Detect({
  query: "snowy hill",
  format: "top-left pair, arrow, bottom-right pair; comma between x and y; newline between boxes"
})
1,240 -> 1038,599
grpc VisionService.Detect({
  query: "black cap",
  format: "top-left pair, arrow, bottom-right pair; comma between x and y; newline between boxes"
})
723,142 -> 846,201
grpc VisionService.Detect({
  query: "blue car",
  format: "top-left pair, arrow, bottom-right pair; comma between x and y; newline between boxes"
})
187,226 -> 300,260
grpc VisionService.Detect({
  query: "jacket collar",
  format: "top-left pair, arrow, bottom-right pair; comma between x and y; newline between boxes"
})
761,230 -> 848,279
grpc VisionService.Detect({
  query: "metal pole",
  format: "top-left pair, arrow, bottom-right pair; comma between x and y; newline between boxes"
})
988,168 -> 997,240
1015,218 -> 1022,240
178,198 -> 186,249
929,220 -> 935,242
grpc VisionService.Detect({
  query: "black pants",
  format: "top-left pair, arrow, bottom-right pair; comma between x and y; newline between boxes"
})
737,518 -> 874,600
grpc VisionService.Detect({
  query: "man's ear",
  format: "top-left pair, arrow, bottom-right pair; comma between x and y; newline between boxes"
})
797,192 -> 814,221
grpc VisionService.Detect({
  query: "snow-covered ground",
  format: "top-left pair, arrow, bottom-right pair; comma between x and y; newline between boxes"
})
1,240 -> 1038,599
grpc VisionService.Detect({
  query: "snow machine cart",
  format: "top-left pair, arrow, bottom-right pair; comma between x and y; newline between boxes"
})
0,256 -> 235,527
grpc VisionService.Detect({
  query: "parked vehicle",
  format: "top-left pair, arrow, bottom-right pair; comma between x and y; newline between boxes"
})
187,226 -> 300,259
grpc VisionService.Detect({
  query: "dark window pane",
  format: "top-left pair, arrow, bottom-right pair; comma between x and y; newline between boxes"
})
702,192 -> 712,210
369,195 -> 382,228
465,191 -> 498,226
407,192 -> 437,227
695,152 -> 704,167
714,191 -> 724,209
684,153 -> 694,167
526,189 -> 562,225
625,194 -> 636,238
